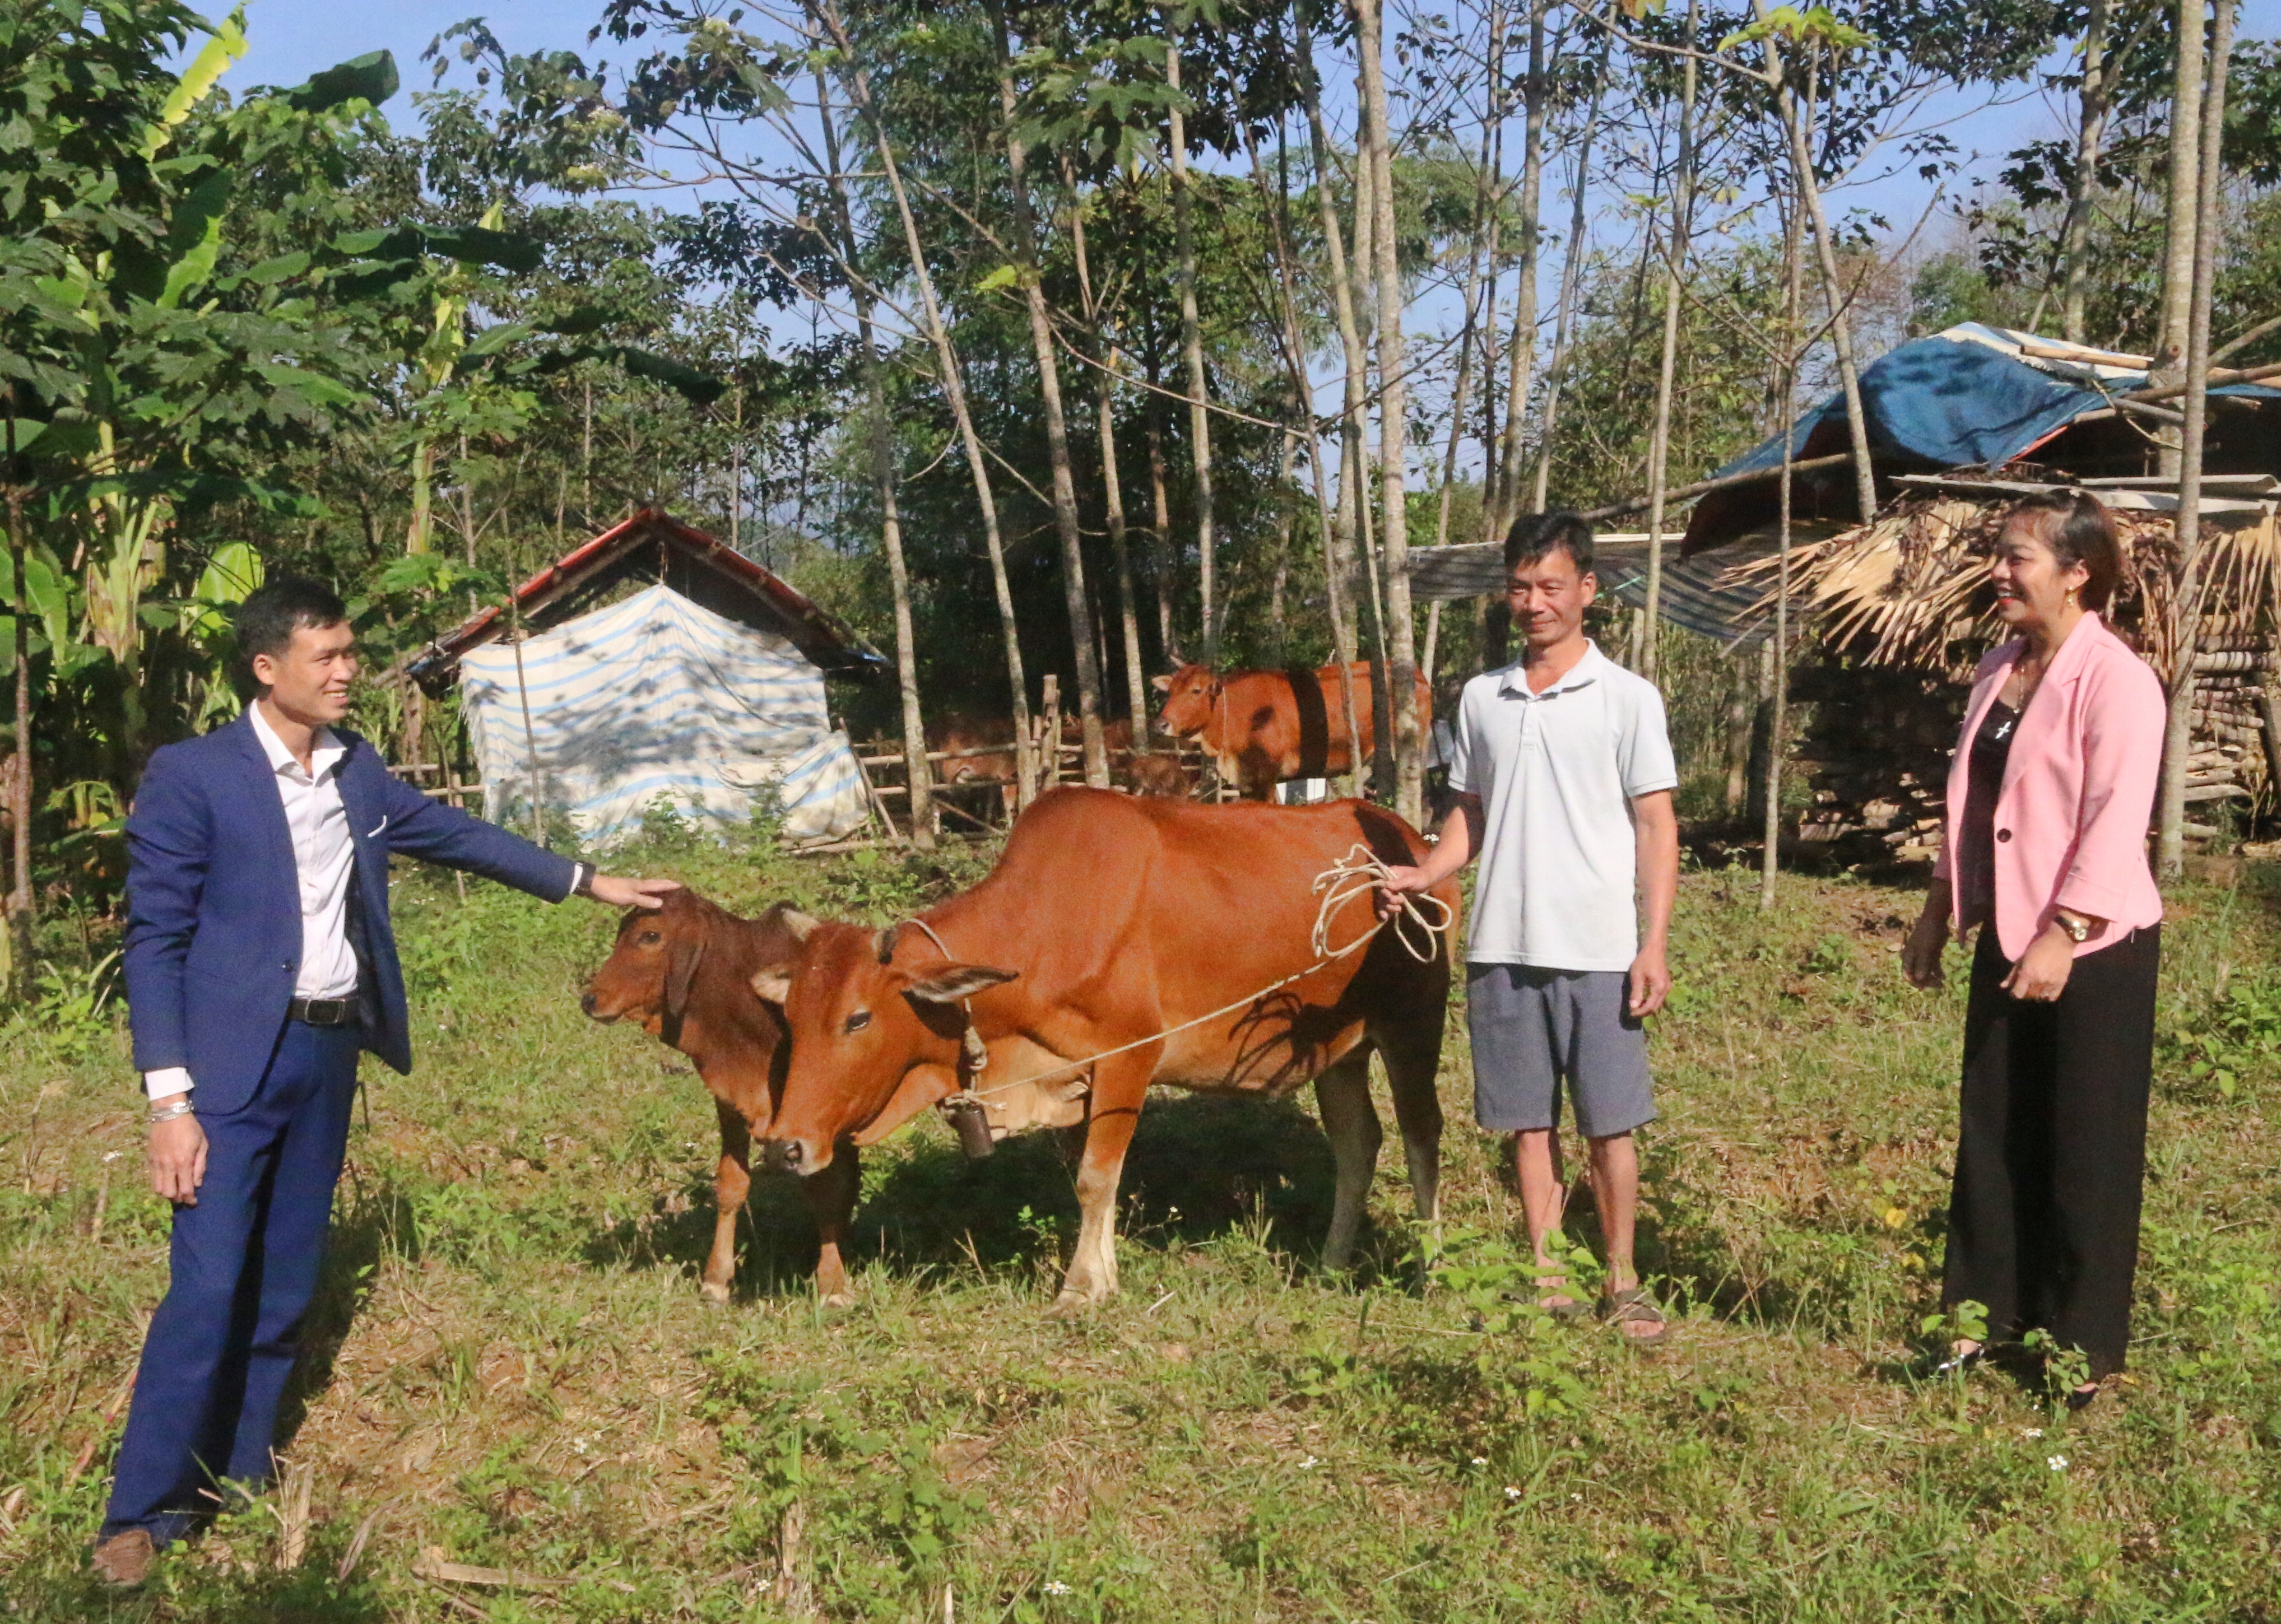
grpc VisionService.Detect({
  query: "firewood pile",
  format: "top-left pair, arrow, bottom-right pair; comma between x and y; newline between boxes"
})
1721,485 -> 2280,860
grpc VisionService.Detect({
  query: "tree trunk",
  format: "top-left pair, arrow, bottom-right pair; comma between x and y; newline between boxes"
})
1493,2 -> 1549,542
996,16 -> 1109,787
1764,192 -> 1805,910
2152,0 -> 2205,476
1144,404 -> 1180,664
407,435 -> 435,553
1355,0 -> 1424,823
1527,68 -> 1609,513
1767,33 -> 1878,525
1297,4 -> 1369,794
1066,166 -> 1153,750
817,64 -> 933,848
2059,0 -> 2113,345
1641,0 -> 1700,684
814,2 -> 1035,803
4,429 -> 31,994
2155,0 -> 2235,874
1165,25 -> 1219,667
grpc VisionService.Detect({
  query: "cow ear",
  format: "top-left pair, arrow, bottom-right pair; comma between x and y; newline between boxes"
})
749,964 -> 793,1005
1149,673 -> 1173,692
666,931 -> 707,1019
903,964 -> 1019,1004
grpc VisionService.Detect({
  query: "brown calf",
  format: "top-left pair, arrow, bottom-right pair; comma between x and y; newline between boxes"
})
1151,661 -> 1433,799
580,890 -> 860,1305
748,788 -> 1456,1315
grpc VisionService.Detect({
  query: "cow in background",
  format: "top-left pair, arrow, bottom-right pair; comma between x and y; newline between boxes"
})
582,890 -> 860,1305
749,788 -> 1457,1315
1152,661 -> 1432,799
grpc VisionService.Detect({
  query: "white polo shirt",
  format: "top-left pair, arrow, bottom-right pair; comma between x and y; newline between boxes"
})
1447,642 -> 1677,971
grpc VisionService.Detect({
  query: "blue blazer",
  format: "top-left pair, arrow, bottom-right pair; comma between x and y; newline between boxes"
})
122,710 -> 576,1114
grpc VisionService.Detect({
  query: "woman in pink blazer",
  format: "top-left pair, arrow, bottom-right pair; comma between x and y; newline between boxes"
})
1902,489 -> 2166,1408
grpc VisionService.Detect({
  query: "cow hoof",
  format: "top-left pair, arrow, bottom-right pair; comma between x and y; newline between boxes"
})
699,1282 -> 732,1307
817,1290 -> 856,1311
1044,1289 -> 1100,1320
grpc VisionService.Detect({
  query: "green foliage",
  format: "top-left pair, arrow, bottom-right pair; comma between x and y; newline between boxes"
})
2163,971 -> 2281,1102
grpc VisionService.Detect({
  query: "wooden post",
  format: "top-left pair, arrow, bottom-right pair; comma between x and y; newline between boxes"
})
1040,674 -> 1062,792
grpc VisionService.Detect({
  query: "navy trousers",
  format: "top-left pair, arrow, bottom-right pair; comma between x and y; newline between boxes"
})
103,1021 -> 361,1544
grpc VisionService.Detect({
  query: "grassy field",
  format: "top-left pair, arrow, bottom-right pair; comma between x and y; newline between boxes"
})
1,823 -> 2277,1622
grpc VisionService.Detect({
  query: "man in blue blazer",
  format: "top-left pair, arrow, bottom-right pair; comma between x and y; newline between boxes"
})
94,576 -> 675,1585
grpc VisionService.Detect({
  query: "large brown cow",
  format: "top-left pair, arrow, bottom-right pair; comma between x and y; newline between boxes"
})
1151,662 -> 1433,799
747,788 -> 1457,1314
580,890 -> 861,1305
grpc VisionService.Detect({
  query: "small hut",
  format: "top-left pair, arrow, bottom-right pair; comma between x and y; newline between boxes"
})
1722,479 -> 2280,857
1681,325 -> 2281,858
402,509 -> 889,848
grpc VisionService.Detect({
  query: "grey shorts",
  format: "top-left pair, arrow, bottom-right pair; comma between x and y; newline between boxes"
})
1466,963 -> 1656,1138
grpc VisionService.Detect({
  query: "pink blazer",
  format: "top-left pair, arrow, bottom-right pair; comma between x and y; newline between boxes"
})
1934,612 -> 2166,961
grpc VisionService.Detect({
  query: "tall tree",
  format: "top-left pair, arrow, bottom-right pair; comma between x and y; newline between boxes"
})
1164,15 -> 1220,666
995,9 -> 1109,786
2154,0 -> 2234,872
816,64 -> 935,846
1355,0 -> 1424,822
1641,0 -> 1701,684
813,0 -> 1038,802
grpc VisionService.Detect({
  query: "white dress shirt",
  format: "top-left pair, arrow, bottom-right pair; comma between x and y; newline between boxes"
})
143,703 -> 360,1099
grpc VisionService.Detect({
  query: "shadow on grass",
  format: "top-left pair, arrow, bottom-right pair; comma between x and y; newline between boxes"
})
579,1092 -> 1356,1301
273,1171 -> 412,1455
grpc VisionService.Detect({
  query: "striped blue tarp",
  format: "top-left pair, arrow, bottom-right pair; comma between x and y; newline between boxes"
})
460,583 -> 870,849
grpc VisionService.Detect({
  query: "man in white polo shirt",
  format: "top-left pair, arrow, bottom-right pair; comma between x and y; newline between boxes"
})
1381,513 -> 1680,1345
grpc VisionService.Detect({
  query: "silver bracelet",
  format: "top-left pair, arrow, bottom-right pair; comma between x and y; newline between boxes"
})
147,1100 -> 196,1127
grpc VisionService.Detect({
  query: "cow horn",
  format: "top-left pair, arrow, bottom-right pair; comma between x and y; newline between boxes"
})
778,908 -> 820,941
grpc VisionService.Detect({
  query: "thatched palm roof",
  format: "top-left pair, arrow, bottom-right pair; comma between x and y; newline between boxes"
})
1721,490 -> 2281,682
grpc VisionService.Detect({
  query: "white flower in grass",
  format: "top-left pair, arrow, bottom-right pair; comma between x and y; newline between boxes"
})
2022,1428 -> 2044,1440
1469,1457 -> 1488,1468
2047,1454 -> 2068,1472
1300,1456 -> 1319,1470
1043,1581 -> 1072,1597
1504,1486 -> 1522,1501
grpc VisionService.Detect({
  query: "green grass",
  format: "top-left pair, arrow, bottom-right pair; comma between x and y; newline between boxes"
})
1,830 -> 2277,1621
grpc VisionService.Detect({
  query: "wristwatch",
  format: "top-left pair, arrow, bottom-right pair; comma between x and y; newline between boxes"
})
570,862 -> 594,898
2052,911 -> 2093,943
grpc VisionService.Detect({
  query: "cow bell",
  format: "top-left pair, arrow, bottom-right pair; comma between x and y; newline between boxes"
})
940,1093 -> 996,1160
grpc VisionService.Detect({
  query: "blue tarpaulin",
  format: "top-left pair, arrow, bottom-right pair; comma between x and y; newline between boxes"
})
1712,322 -> 2281,480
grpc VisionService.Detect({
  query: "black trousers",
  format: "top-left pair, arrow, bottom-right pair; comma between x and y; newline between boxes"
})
1940,924 -> 2159,1378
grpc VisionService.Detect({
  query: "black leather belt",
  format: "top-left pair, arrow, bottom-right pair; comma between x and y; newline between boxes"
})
287,996 -> 360,1027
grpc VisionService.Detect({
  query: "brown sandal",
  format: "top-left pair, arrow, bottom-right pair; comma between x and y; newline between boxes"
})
1600,1286 -> 1671,1347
